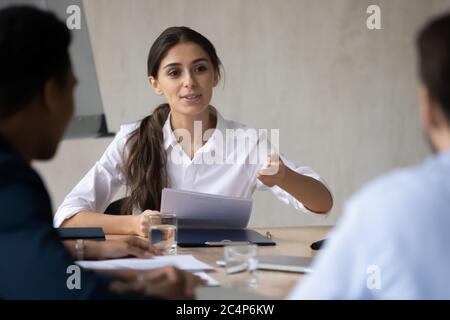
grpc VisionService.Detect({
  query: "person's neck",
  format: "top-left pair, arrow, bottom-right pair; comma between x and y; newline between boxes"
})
170,108 -> 215,143
428,121 -> 450,155
0,116 -> 36,163
170,107 -> 217,159
435,134 -> 450,154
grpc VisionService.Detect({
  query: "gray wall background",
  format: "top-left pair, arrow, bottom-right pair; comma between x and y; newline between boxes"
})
34,0 -> 450,227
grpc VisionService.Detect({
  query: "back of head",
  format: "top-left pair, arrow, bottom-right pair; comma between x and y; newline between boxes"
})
417,12 -> 450,126
0,5 -> 71,119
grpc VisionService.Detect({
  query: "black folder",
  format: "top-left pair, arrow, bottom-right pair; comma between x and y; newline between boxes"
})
56,227 -> 105,241
177,228 -> 276,247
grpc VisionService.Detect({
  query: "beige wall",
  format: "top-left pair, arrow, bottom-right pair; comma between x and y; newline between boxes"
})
34,0 -> 450,227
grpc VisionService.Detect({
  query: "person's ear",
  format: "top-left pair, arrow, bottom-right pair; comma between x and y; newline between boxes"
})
213,72 -> 219,87
419,84 -> 444,132
149,76 -> 163,96
42,77 -> 61,114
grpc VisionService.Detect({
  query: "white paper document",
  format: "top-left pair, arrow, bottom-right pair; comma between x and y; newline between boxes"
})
193,272 -> 220,287
76,254 -> 214,272
161,188 -> 253,229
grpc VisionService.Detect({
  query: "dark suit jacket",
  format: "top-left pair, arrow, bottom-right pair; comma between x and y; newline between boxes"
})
0,134 -> 143,299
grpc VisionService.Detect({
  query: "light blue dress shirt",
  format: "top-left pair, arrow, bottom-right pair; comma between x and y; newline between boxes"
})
289,150 -> 450,299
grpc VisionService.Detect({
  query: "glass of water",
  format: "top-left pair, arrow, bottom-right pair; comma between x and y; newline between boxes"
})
224,244 -> 258,288
148,213 -> 177,255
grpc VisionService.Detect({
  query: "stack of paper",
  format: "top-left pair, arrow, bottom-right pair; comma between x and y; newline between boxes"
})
76,254 -> 213,271
76,255 -> 219,286
161,188 -> 253,229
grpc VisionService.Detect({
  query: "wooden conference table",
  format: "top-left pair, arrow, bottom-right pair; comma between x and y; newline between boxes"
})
107,226 -> 331,299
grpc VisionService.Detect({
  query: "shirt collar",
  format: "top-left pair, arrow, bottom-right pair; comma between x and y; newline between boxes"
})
436,148 -> 450,164
162,113 -> 178,151
162,106 -> 227,159
201,107 -> 226,159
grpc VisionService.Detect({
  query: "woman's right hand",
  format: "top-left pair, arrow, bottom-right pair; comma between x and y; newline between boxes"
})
132,210 -> 160,237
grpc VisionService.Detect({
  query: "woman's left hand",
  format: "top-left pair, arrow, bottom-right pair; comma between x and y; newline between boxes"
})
256,154 -> 287,187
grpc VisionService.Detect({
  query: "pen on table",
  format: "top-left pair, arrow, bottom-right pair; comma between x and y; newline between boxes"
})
204,241 -> 250,246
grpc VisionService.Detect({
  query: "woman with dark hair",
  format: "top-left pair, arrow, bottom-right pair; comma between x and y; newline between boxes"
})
54,26 -> 333,236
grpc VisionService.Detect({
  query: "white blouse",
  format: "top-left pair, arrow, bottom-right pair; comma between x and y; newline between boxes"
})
54,108 -> 330,227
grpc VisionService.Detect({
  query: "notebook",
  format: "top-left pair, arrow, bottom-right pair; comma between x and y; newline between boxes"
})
56,227 -> 105,241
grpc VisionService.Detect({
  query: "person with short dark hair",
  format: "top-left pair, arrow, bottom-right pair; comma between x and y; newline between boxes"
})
289,13 -> 450,299
0,5 -> 202,299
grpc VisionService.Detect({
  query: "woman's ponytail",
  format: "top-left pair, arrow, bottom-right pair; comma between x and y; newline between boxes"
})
121,103 -> 170,214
